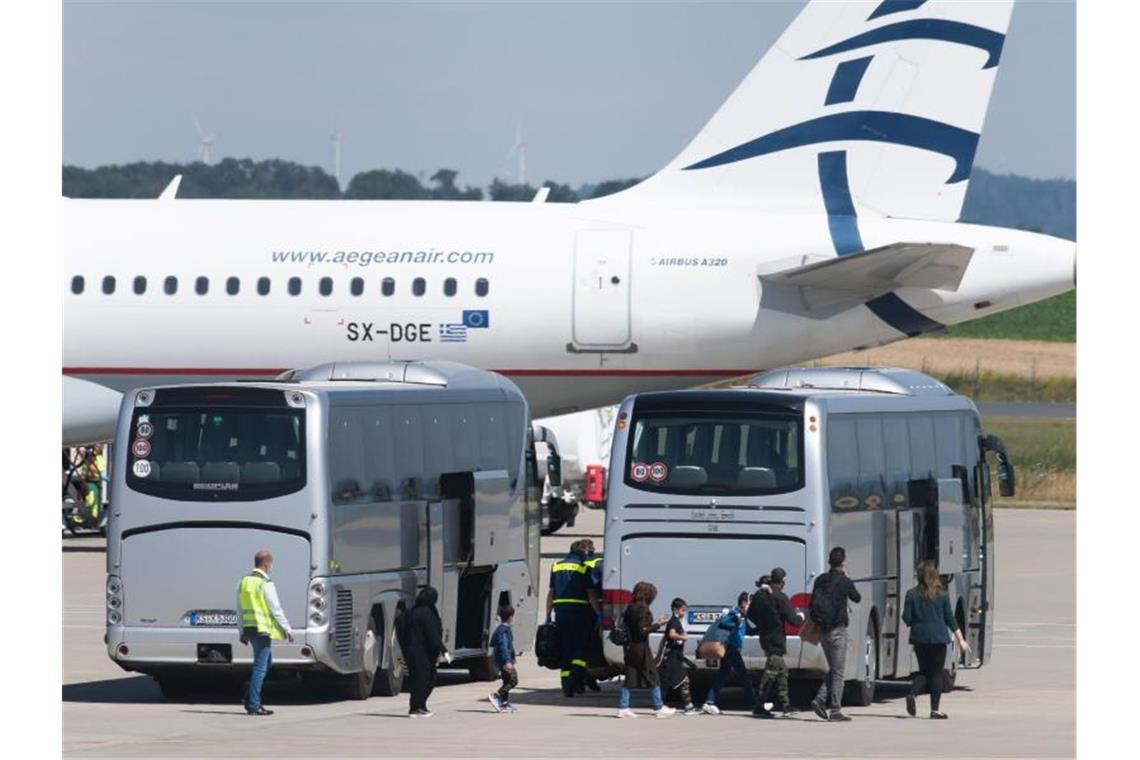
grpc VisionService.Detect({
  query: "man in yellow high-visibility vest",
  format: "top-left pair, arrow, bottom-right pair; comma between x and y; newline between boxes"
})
237,550 -> 294,715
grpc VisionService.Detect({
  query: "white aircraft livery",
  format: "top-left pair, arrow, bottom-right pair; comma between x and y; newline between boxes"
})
63,0 -> 1073,444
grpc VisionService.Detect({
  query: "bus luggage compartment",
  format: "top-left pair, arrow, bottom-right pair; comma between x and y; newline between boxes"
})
612,532 -> 816,670
112,527 -> 310,666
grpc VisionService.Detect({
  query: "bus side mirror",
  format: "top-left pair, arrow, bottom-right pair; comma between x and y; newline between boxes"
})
997,460 -> 1016,498
546,449 -> 563,489
533,425 -> 563,489
980,434 -> 1016,499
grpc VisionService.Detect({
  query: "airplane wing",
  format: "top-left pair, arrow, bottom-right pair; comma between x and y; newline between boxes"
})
758,242 -> 974,319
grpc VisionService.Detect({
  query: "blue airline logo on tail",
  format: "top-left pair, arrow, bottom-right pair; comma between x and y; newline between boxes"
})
683,5 -> 1004,186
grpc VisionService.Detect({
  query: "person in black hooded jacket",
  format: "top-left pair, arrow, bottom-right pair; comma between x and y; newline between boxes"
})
747,568 -> 804,718
403,586 -> 450,717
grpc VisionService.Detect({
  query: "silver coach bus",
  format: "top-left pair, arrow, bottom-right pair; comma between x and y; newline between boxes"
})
105,361 -> 542,699
600,367 -> 1013,704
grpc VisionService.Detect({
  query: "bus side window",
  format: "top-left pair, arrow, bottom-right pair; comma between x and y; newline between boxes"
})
827,416 -> 860,509
856,416 -> 887,507
329,409 -> 368,504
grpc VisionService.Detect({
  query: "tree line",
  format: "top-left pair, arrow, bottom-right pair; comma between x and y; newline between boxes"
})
61,159 -> 1075,241
62,158 -> 642,203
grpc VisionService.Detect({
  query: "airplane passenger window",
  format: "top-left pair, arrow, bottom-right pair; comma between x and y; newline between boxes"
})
382,277 -> 395,296
102,276 -> 116,295
133,276 -> 147,295
257,277 -> 270,295
412,277 -> 426,296
71,275 -> 84,295
164,276 -> 177,295
351,277 -> 364,296
196,276 -> 209,295
288,277 -> 302,296
475,278 -> 489,297
319,277 -> 333,296
226,277 -> 240,295
444,278 -> 457,296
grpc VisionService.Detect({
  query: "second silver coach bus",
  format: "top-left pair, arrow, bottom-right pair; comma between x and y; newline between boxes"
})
105,361 -> 543,699
601,367 -> 1013,704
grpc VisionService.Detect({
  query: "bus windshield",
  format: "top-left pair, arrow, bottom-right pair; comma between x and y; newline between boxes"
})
125,407 -> 306,501
624,408 -> 802,495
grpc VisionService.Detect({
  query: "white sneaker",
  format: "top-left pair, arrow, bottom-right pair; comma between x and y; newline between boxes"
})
487,693 -> 503,713
616,708 -> 638,719
654,706 -> 677,719
701,703 -> 721,715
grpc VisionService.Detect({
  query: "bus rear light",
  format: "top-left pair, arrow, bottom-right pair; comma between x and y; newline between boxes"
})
300,646 -> 313,658
602,589 -> 632,605
584,465 -> 606,504
117,644 -> 129,656
787,593 -> 812,635
108,611 -> 121,625
310,612 -> 325,626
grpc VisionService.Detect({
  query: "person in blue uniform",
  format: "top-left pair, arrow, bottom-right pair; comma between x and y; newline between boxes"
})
546,539 -> 602,696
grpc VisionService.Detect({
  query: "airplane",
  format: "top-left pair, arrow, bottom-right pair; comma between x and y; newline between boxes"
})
63,0 -> 1074,445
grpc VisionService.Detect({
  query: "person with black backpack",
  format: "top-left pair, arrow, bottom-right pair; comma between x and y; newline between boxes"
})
809,547 -> 861,722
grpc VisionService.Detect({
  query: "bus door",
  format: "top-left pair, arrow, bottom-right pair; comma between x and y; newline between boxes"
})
891,506 -> 919,677
570,229 -> 633,351
963,456 -> 996,667
427,501 -> 454,650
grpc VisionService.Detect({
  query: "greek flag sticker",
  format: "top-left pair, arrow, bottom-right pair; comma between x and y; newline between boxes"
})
439,324 -> 467,343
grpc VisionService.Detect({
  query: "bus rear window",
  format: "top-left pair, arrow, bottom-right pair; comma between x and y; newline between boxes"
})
625,410 -> 802,495
125,408 -> 306,501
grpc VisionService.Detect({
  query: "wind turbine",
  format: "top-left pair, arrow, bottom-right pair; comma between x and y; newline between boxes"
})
193,116 -> 216,164
499,125 -> 526,185
330,129 -> 343,190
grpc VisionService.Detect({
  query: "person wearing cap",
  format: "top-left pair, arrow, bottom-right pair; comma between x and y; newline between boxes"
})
747,568 -> 804,718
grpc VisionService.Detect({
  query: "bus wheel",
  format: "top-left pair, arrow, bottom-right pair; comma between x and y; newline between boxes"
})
345,619 -> 379,700
467,655 -> 498,682
374,630 -> 403,697
843,619 -> 878,707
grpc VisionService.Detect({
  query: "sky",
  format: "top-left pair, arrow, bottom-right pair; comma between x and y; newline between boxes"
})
63,1 -> 1076,189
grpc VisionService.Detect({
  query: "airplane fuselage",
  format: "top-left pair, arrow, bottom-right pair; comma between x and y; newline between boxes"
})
63,196 -> 1074,419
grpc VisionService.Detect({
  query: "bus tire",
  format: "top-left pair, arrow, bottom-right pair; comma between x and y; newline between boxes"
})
843,618 -> 879,707
467,654 -> 498,682
345,618 -> 379,700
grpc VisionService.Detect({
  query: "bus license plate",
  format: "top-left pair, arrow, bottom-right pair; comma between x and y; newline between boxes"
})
190,611 -> 238,626
688,610 -> 721,624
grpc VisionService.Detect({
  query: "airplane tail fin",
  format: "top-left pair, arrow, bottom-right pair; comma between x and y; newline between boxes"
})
620,0 -> 1014,222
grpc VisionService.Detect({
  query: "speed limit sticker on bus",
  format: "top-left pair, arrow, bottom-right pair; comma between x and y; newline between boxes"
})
136,421 -> 154,439
649,462 -> 669,482
131,438 -> 152,458
630,462 -> 650,482
132,459 -> 152,478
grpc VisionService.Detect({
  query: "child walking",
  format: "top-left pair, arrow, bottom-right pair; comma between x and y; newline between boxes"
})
488,605 -> 519,713
658,598 -> 700,716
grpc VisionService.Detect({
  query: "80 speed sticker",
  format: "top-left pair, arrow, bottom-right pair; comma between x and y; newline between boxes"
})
630,462 -> 650,482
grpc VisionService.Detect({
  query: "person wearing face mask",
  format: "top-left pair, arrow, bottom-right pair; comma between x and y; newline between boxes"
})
236,550 -> 294,716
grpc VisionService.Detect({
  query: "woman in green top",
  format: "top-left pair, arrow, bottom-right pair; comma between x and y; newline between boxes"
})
902,561 -> 972,719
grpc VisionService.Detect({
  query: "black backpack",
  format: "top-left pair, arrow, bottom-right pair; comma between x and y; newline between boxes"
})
809,578 -> 837,628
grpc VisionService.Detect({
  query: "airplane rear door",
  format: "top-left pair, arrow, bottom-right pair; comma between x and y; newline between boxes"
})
571,230 -> 633,351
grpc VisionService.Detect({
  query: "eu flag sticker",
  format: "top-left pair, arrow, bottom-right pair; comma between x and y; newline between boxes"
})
462,310 -> 489,329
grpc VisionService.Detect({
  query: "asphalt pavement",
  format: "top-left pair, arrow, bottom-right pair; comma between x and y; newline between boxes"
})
62,507 -> 1074,757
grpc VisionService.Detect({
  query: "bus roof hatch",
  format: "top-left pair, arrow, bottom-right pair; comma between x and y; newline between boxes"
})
748,366 -> 953,397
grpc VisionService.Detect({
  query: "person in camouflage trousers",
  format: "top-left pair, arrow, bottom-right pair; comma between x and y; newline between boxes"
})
746,568 -> 805,718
